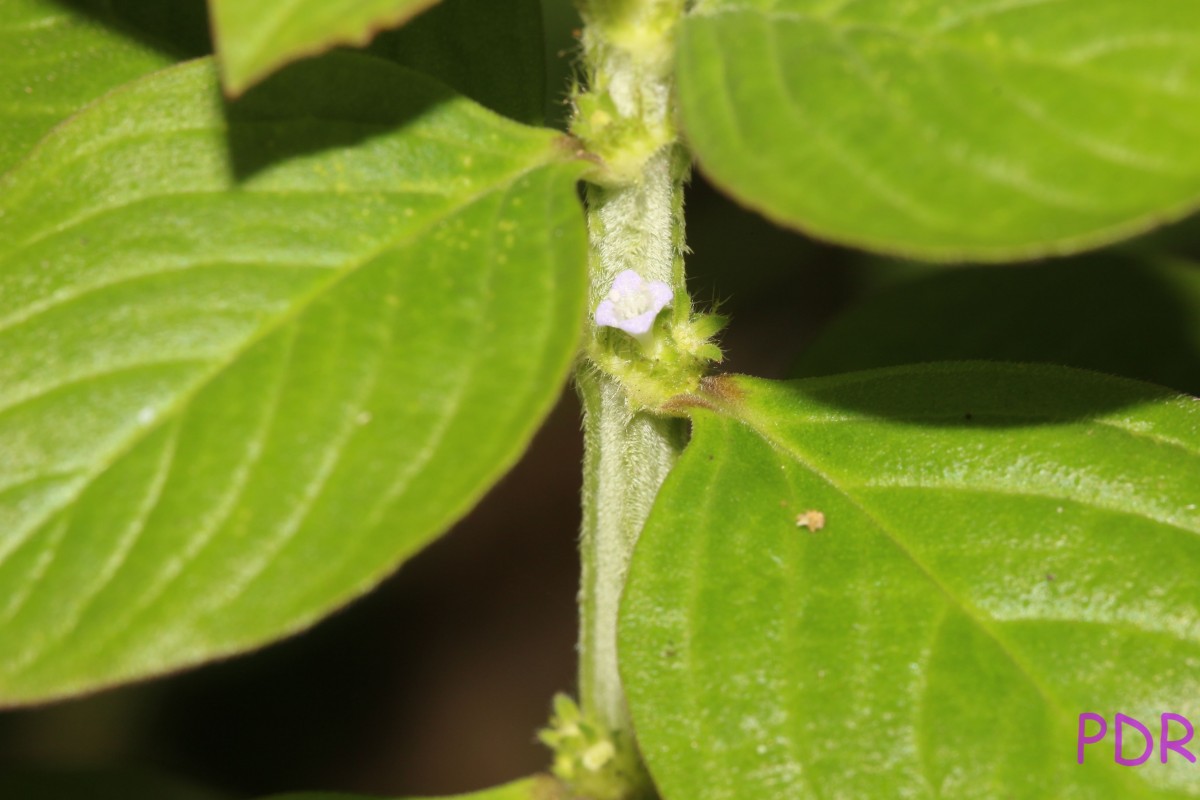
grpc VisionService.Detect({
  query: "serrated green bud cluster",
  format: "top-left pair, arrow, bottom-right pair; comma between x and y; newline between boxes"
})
590,305 -> 727,411
539,694 -> 653,800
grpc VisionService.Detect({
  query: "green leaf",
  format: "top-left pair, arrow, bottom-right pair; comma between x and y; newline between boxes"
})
210,0 -> 441,95
793,255 -> 1200,395
0,53 -> 587,704
622,364 -> 1200,798
366,0 -> 546,124
0,767 -> 227,800
263,776 -> 565,800
678,0 -> 1200,261
0,0 -> 173,174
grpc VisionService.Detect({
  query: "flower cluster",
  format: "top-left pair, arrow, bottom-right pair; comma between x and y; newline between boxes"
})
538,694 -> 651,800
589,268 -> 726,409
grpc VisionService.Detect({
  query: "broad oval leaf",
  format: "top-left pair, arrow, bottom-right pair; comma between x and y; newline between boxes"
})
622,364 -> 1200,798
0,0 -> 173,174
679,0 -> 1200,260
0,54 -> 587,704
210,0 -> 441,95
793,255 -> 1200,395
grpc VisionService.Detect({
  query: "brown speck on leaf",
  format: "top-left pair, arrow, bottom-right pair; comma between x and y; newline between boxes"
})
795,510 -> 826,531
780,499 -> 789,508
1046,573 -> 1056,582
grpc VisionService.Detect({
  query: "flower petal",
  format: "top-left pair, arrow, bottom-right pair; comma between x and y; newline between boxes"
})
647,280 -> 673,308
595,299 -> 621,327
610,269 -> 647,296
619,309 -> 659,335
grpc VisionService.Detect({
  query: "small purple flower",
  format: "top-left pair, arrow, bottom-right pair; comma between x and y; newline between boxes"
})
594,270 -> 673,346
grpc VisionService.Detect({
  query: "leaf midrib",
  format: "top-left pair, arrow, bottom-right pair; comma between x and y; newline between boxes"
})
716,408 -> 1158,798
0,152 -> 571,572
5,167 -> 568,695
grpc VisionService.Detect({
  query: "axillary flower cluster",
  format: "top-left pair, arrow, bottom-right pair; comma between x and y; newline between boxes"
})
568,0 -> 725,413
588,268 -> 725,410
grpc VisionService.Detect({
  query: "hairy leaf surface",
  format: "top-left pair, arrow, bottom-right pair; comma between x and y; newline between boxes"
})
0,54 -> 587,704
623,364 -> 1200,798
679,0 -> 1200,260
210,0 -> 441,94
0,0 -> 173,174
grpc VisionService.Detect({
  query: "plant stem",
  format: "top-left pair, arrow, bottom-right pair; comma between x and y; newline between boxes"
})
577,370 -> 685,734
575,0 -> 688,752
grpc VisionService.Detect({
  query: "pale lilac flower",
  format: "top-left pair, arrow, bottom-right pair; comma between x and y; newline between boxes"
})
594,269 -> 673,346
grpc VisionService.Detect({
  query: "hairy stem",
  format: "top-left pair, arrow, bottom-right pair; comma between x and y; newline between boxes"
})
575,0 -> 688,760
578,370 -> 685,734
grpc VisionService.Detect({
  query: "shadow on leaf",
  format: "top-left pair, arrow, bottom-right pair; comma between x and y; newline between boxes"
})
51,0 -> 212,58
219,53 -> 451,181
793,254 -> 1200,397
